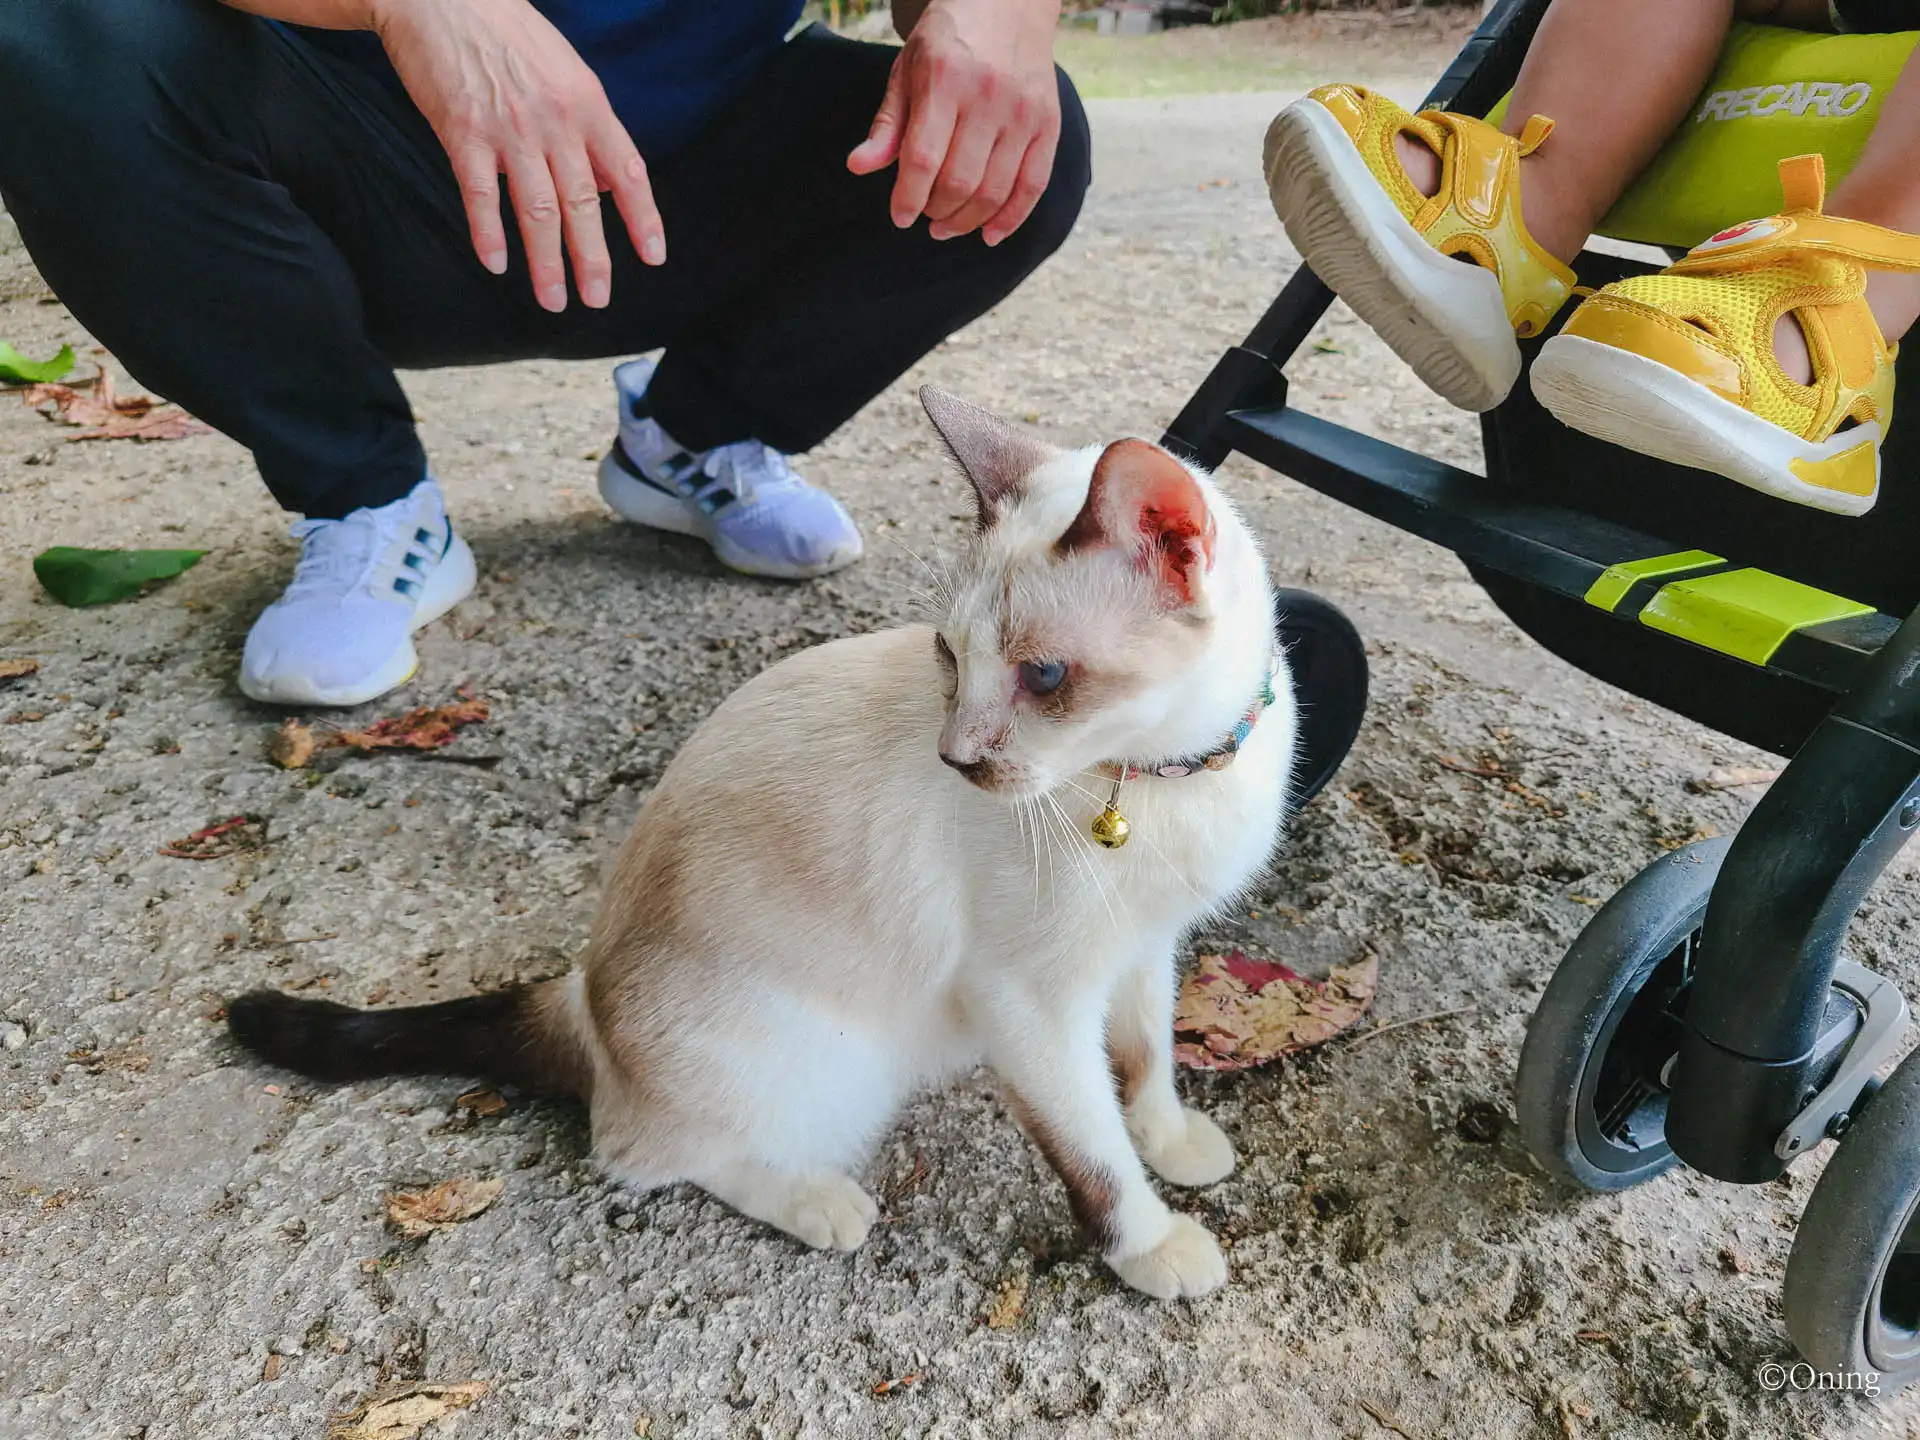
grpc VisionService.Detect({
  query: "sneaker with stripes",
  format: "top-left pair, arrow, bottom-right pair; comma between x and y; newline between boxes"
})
239,476 -> 476,707
597,358 -> 863,580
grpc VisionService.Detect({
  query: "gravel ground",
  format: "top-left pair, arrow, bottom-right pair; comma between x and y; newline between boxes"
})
4,35 -> 1919,1440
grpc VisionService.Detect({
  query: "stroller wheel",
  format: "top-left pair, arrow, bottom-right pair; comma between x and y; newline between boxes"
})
1273,588 -> 1368,811
1516,838 -> 1731,1191
1785,1047 -> 1920,1394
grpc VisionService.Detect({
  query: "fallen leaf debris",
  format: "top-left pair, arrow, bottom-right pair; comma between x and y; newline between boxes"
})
384,1175 -> 504,1240
33,546 -> 206,607
1174,950 -> 1379,1071
454,1088 -> 508,1117
158,815 -> 266,861
270,695 -> 490,770
984,1272 -> 1029,1329
23,367 -> 209,442
327,1381 -> 488,1440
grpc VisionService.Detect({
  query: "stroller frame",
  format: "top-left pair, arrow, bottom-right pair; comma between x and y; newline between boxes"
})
1166,0 -> 1920,1383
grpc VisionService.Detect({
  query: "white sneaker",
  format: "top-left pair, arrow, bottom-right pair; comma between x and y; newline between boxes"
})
597,358 -> 863,579
239,477 -> 477,707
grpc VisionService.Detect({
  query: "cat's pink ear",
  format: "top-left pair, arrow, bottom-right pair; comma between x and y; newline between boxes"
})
920,385 -> 1056,524
1059,439 -> 1217,606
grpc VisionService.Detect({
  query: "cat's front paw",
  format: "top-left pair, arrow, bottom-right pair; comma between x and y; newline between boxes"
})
1108,1213 -> 1227,1300
1138,1106 -> 1236,1187
779,1173 -> 879,1252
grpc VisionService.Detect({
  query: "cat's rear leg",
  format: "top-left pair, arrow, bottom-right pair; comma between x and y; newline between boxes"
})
1109,953 -> 1235,1188
697,1159 -> 879,1252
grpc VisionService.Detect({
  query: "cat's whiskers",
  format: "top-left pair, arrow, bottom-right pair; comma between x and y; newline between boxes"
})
1039,786 -> 1123,932
1059,772 -> 1208,906
1013,794 -> 1043,919
875,531 -> 956,620
1034,788 -> 1062,901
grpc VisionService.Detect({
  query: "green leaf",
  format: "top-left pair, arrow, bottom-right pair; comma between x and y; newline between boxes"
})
32,547 -> 206,607
0,343 -> 76,385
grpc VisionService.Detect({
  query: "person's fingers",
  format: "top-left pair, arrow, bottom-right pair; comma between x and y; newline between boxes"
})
981,123 -> 1058,248
549,143 -> 611,308
931,126 -> 1025,240
505,147 -> 568,312
889,76 -> 958,228
592,119 -> 666,267
923,114 -> 999,235
452,141 -> 509,276
848,53 -> 908,176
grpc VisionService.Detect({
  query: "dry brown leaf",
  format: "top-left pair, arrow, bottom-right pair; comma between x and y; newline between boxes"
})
71,409 -> 211,442
268,696 -> 487,769
159,814 -> 266,860
454,1088 -> 507,1117
0,659 -> 38,684
985,1272 -> 1028,1329
269,718 -> 317,770
1174,950 -> 1379,1071
1686,766 -> 1782,794
25,371 -> 209,442
385,1176 -> 504,1239
332,696 -> 489,755
328,1381 -> 488,1440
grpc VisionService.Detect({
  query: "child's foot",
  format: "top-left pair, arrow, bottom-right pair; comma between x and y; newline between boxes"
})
1532,155 -> 1916,517
599,358 -> 863,580
1264,84 -> 1576,411
239,476 -> 476,706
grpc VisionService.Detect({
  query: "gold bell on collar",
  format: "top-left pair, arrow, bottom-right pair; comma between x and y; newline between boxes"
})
1090,803 -> 1131,850
1090,774 -> 1130,849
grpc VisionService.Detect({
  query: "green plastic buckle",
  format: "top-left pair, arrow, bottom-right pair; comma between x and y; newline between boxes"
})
1639,567 -> 1874,665
1584,550 -> 1726,614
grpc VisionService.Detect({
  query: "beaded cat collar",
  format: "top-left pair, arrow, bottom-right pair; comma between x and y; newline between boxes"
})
1086,646 -> 1286,850
1096,645 -> 1285,782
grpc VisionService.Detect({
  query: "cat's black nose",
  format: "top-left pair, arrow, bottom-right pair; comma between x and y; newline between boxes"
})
941,753 -> 994,785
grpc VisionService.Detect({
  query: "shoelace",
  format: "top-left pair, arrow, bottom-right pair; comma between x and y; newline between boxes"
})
283,508 -> 412,600
694,440 -> 800,510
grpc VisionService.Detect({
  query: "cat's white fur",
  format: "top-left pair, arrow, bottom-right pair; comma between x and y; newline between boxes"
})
560,390 -> 1295,1298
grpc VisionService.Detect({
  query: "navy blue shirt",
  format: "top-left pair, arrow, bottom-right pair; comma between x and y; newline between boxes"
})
302,0 -> 805,157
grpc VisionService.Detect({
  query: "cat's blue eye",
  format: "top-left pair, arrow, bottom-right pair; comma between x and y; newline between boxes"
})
1019,660 -> 1068,696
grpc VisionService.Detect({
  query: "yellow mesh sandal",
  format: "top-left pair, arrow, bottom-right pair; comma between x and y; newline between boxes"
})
1263,84 -> 1576,412
1531,155 -> 1918,518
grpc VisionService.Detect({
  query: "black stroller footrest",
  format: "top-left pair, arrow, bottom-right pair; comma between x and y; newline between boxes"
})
1223,402 -> 1899,696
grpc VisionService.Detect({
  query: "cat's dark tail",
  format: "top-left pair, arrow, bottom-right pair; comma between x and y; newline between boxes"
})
226,978 -> 589,1097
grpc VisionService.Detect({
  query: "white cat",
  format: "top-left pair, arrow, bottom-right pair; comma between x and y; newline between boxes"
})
230,387 -> 1296,1299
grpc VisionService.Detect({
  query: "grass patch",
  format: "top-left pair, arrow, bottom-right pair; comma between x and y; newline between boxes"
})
1054,29 -> 1316,99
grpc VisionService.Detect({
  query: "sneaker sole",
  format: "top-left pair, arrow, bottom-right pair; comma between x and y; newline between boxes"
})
596,450 -> 863,580
238,533 -> 479,707
1264,98 -> 1519,413
1531,336 -> 1881,518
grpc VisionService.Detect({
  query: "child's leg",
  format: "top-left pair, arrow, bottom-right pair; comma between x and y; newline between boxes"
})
1815,51 -> 1920,362
1505,0 -> 1736,261
1396,0 -> 1735,263
1399,1 -> 1843,266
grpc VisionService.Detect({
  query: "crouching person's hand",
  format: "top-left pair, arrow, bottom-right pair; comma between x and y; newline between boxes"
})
847,0 -> 1063,247
369,0 -> 667,311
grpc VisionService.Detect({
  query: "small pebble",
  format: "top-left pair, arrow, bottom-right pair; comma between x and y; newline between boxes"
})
0,1022 -> 27,1051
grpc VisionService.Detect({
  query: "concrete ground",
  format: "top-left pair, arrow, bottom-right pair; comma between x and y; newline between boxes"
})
4,22 -> 1919,1440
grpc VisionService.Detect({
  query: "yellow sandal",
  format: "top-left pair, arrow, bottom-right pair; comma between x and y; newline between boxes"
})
1264,84 -> 1576,412
1532,155 -> 1919,517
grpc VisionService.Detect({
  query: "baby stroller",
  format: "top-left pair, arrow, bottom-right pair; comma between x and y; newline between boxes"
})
1177,0 -> 1920,1391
